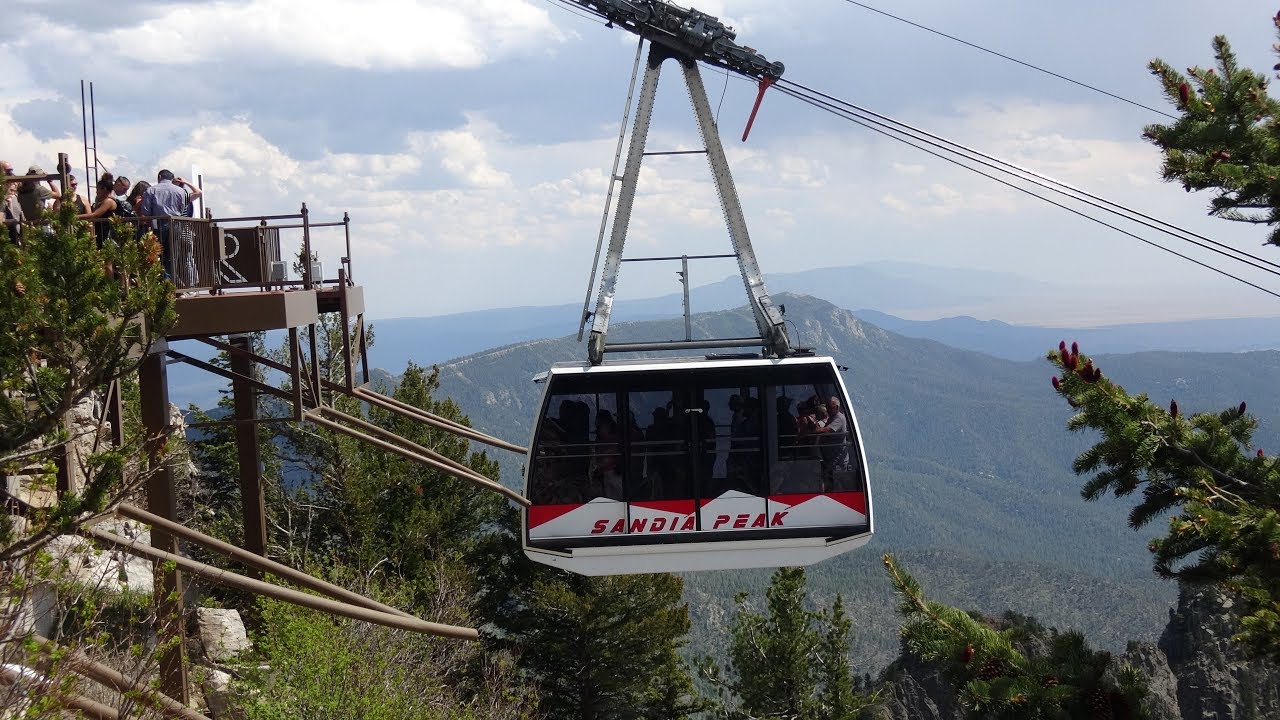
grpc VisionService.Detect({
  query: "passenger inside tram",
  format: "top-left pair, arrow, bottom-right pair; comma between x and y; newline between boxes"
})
591,409 -> 624,500
530,377 -> 864,510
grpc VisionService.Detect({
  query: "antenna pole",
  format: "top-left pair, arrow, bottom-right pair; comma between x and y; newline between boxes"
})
89,81 -> 99,185
681,255 -> 691,341
79,80 -> 89,185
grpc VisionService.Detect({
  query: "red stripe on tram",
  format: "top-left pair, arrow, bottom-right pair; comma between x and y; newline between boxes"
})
528,503 -> 585,528
629,499 -> 697,514
827,492 -> 867,514
769,492 -> 867,515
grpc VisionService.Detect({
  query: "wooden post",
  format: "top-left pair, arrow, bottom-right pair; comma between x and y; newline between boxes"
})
138,342 -> 188,704
230,335 -> 267,571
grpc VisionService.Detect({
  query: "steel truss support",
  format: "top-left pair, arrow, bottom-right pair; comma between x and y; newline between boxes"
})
587,43 -> 792,364
138,343 -> 188,705
229,335 -> 267,570
178,333 -> 525,457
116,503 -> 413,619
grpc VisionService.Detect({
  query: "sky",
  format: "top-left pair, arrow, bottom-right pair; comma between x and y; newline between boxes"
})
5,0 -> 1280,326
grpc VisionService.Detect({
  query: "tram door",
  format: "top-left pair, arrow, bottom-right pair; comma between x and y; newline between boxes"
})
694,384 -> 768,531
626,381 -> 768,531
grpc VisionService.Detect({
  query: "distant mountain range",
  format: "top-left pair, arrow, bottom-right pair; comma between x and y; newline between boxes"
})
168,262 -> 1280,412
853,309 -> 1280,361
366,261 -> 1056,371
367,262 -> 1280,372
428,293 -> 1280,668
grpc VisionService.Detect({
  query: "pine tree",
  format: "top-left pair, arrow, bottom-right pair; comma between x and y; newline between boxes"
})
1048,342 -> 1280,661
729,567 -> 819,718
815,595 -> 859,720
710,566 -> 872,720
0,175 -> 179,716
884,554 -> 1148,719
0,187 -> 174,557
1040,6 -> 1280,663
1144,14 -> 1280,244
493,563 -> 703,720
184,333 -> 281,545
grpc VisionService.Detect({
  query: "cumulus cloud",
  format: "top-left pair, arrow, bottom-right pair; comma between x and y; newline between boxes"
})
9,0 -> 560,71
421,116 -> 514,189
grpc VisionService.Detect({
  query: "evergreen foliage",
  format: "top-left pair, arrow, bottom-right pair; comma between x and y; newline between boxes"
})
1144,13 -> 1280,243
481,508 -> 704,720
0,201 -> 173,455
0,189 -> 174,557
1049,342 -> 1280,661
0,176 -> 179,716
705,566 -> 874,720
184,333 -> 280,548
885,554 -> 1148,719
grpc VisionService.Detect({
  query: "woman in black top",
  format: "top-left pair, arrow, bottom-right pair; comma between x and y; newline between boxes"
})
78,173 -> 125,246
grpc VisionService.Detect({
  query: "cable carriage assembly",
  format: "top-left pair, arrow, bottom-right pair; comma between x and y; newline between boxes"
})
522,0 -> 874,575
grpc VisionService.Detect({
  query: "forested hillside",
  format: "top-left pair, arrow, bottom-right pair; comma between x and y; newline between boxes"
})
434,294 -> 1280,668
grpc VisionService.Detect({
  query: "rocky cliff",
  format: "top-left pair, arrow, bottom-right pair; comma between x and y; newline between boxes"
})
871,584 -> 1280,719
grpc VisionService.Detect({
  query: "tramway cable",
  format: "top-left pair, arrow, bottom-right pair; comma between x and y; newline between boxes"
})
773,77 -> 1280,276
835,0 -> 1178,119
541,0 -> 609,25
771,81 -> 1280,301
767,79 -> 1280,294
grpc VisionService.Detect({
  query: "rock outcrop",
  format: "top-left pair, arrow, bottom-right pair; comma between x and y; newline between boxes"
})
1155,585 -> 1280,719
872,584 -> 1280,719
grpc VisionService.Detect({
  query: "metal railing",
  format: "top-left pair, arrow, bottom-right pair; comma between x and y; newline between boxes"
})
8,186 -> 355,296
143,205 -> 353,294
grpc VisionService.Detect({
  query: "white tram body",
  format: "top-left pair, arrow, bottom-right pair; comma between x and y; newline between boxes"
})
522,355 -> 873,575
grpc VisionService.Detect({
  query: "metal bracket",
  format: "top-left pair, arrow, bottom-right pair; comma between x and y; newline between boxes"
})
585,44 -> 793,364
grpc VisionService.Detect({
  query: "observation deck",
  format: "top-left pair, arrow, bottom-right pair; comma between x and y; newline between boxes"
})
159,207 -> 363,338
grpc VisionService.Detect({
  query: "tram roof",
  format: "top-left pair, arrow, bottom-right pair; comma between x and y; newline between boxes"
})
541,353 -> 835,378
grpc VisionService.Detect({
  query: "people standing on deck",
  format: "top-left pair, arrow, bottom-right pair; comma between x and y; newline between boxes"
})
112,176 -> 130,204
141,170 -> 200,286
1,161 -> 22,244
126,181 -> 150,218
17,166 -> 55,223
53,173 -> 89,215
78,173 -> 123,246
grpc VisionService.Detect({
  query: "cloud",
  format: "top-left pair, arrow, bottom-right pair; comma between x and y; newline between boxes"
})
421,116 -> 513,189
97,0 -> 561,71
9,98 -> 81,142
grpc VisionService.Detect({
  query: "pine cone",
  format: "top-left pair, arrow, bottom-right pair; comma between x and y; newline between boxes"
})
961,644 -> 974,664
1041,674 -> 1060,688
975,658 -> 1005,681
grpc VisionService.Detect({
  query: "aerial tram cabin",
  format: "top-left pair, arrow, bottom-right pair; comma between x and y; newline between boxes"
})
520,1 -> 874,573
522,355 -> 872,574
